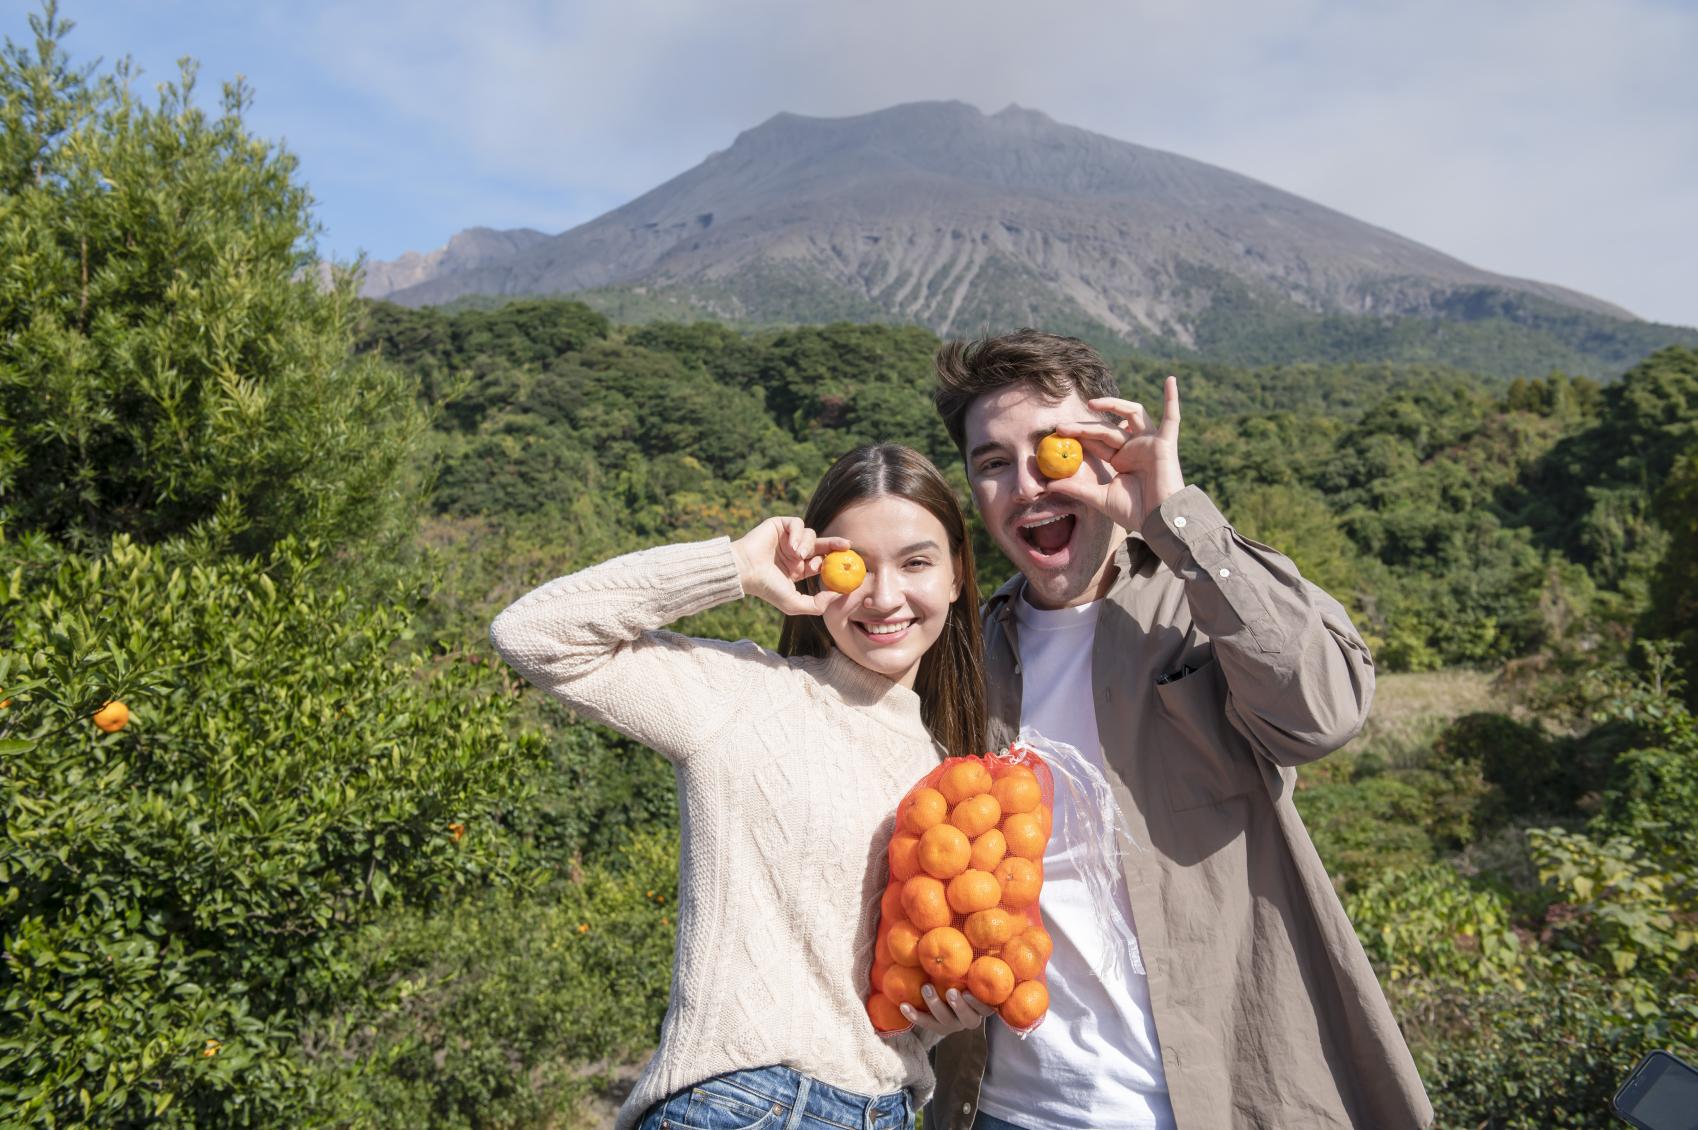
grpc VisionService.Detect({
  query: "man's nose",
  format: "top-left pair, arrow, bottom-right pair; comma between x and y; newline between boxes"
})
1013,453 -> 1047,504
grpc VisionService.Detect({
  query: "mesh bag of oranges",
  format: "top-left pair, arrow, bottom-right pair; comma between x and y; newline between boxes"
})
866,743 -> 1055,1037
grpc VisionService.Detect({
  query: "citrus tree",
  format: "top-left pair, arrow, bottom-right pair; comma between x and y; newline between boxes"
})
0,4 -> 425,557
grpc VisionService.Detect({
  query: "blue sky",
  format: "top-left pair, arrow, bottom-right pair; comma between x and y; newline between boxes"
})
32,0 -> 1698,326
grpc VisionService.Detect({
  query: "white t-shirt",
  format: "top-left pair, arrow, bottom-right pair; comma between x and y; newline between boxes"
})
975,595 -> 1176,1130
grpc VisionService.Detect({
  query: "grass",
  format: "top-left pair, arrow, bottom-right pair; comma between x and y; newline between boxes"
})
1357,668 -> 1497,769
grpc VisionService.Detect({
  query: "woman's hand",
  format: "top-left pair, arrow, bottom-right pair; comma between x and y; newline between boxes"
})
731,517 -> 853,617
901,982 -> 996,1036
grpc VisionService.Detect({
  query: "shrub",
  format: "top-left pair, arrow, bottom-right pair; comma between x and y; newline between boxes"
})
0,534 -> 547,1126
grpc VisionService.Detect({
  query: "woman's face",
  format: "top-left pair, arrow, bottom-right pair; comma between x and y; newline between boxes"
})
819,496 -> 962,689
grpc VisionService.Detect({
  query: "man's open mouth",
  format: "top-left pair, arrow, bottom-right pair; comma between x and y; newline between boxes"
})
1017,513 -> 1076,559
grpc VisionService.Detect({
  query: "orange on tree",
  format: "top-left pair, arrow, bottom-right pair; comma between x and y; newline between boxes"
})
887,920 -> 924,967
917,823 -> 971,879
993,856 -> 1043,908
881,964 -> 928,1009
1000,980 -> 1049,1029
1002,935 -> 1047,981
93,701 -> 129,733
963,907 -> 1018,950
966,955 -> 1016,1006
901,875 -> 953,931
991,771 -> 1041,815
938,760 -> 993,805
889,832 -> 922,881
1002,811 -> 1048,860
1035,434 -> 1083,479
950,793 -> 1001,838
867,993 -> 909,1033
946,869 -> 1002,915
901,787 -> 949,834
969,827 -> 1007,871
917,926 -> 974,981
820,550 -> 867,594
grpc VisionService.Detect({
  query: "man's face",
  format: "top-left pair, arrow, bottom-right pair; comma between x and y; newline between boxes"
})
963,383 -> 1122,609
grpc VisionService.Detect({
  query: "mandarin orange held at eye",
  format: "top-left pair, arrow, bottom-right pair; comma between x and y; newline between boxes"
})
818,549 -> 866,594
1035,433 -> 1083,479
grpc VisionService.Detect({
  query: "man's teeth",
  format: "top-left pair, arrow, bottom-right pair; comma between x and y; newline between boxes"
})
1022,515 -> 1069,529
863,621 -> 911,635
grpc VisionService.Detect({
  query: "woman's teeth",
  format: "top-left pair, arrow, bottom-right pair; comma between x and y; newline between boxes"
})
861,621 -> 911,635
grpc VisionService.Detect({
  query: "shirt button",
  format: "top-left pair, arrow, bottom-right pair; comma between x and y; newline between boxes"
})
1218,567 -> 1231,578
1173,515 -> 1187,528
961,1102 -> 973,1113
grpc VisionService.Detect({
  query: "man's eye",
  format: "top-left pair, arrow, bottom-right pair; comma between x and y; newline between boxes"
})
977,459 -> 1006,474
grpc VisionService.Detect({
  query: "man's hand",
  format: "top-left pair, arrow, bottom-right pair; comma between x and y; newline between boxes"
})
1049,375 -> 1184,533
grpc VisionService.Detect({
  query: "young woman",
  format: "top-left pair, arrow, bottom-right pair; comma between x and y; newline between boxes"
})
490,444 -> 996,1130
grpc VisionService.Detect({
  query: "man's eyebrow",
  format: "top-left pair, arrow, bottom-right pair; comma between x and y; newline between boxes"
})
967,440 -> 1007,463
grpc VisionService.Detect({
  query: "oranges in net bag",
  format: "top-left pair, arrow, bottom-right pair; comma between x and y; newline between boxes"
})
866,743 -> 1055,1037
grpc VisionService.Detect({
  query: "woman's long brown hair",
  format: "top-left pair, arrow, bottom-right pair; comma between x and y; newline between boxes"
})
777,444 -> 987,761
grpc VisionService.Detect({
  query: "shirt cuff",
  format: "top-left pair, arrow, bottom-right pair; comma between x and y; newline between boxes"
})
1139,484 -> 1226,572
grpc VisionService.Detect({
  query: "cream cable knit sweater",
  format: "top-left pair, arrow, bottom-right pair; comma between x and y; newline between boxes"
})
489,537 -> 943,1129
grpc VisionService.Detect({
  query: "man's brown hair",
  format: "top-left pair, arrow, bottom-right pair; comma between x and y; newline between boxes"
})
933,329 -> 1121,457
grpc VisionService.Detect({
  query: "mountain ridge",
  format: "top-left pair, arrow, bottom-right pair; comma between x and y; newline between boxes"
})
359,101 -> 1681,370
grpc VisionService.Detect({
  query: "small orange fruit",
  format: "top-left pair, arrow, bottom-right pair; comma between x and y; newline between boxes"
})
963,907 -> 1018,950
867,993 -> 909,1033
901,875 -> 953,931
1037,802 -> 1053,838
917,823 -> 971,880
946,869 -> 1003,915
1035,434 -> 1083,479
93,701 -> 129,733
902,788 -> 949,834
870,958 -> 890,993
875,930 -> 894,967
917,926 -> 974,981
950,793 -> 1001,838
1000,980 -> 1049,1029
970,828 -> 1007,872
889,832 -> 922,881
938,760 -> 994,805
820,549 -> 867,594
991,772 -> 1041,815
880,882 -> 906,923
994,857 -> 1043,909
881,964 -> 928,1009
966,955 -> 1016,1006
1022,926 -> 1054,963
888,920 -> 924,967
1002,935 -> 1047,981
448,821 -> 466,843
1002,812 -> 1048,860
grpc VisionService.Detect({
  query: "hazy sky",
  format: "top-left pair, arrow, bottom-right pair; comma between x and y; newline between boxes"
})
34,0 -> 1698,326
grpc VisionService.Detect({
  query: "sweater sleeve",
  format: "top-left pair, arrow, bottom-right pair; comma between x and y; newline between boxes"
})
488,537 -> 788,764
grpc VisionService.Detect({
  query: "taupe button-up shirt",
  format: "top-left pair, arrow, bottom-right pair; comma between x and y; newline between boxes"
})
928,486 -> 1432,1129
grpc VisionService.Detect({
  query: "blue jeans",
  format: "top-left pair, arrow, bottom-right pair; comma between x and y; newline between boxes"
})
970,1113 -> 1030,1130
636,1064 -> 913,1130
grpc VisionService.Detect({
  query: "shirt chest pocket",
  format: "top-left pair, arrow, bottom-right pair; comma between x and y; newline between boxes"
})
1152,652 -> 1264,811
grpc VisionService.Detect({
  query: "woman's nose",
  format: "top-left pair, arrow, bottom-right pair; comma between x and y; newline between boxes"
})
859,567 -> 904,614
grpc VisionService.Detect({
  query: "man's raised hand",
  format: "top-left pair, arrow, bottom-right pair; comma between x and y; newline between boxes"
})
1048,375 -> 1185,533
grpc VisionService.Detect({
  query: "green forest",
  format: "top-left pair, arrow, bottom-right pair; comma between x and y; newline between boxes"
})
3,10 -> 1696,1129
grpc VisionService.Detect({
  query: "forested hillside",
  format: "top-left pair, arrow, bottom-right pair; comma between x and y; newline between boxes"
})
3,10 -> 1695,1129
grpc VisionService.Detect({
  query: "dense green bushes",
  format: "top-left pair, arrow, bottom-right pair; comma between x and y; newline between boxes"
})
0,533 -> 547,1124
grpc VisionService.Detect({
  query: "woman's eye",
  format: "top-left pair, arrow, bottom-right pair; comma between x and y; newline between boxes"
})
906,559 -> 932,570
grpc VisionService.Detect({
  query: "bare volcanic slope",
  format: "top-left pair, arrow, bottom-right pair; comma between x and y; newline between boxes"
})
364,101 -> 1634,348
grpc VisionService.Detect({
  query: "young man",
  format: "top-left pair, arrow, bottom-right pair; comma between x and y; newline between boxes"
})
927,331 -> 1431,1130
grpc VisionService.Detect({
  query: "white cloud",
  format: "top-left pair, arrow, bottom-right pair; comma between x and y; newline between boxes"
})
273,0 -> 1696,323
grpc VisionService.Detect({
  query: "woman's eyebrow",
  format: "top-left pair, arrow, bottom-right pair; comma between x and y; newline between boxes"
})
896,540 -> 941,555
